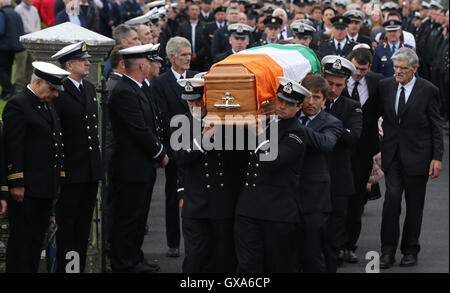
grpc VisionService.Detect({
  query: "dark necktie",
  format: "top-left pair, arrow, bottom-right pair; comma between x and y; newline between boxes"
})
301,116 -> 309,126
337,42 -> 342,55
79,84 -> 85,96
352,81 -> 360,102
397,86 -> 406,121
391,44 -> 396,54
325,100 -> 334,112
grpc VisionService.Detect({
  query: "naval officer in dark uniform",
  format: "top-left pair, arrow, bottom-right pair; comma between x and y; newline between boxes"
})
318,16 -> 355,58
51,41 -> 103,273
235,76 -> 308,273
321,55 -> 363,273
372,20 -> 413,78
175,77 -> 239,273
3,61 -> 69,273
108,44 -> 169,273
213,23 -> 253,63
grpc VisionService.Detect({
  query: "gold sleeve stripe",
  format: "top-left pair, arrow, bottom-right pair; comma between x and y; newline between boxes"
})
8,172 -> 24,180
1,186 -> 8,192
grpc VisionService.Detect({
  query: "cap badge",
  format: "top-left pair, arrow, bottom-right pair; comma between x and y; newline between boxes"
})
354,13 -> 358,17
390,20 -> 395,25
272,18 -> 276,23
185,81 -> 193,92
339,18 -> 343,23
298,25 -> 304,33
283,82 -> 293,94
237,25 -> 243,33
82,43 -> 87,52
332,59 -> 342,70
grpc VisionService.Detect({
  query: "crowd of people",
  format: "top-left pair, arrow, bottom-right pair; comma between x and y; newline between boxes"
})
0,0 -> 447,273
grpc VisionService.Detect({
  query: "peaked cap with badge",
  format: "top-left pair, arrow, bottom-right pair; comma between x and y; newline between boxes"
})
290,21 -> 316,37
228,23 -> 254,37
344,10 -> 364,22
119,43 -> 162,61
383,19 -> 402,31
263,16 -> 283,28
321,55 -> 356,78
277,76 -> 312,104
32,61 -> 70,91
177,78 -> 205,101
51,41 -> 91,64
331,15 -> 351,29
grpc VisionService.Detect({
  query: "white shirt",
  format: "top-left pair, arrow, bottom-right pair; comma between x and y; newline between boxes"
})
347,33 -> 359,43
216,21 -> 225,29
191,20 -> 198,54
334,38 -> 347,52
201,11 -> 210,19
68,13 -> 81,27
395,75 -> 416,114
68,77 -> 83,90
124,74 -> 142,88
347,76 -> 369,106
171,67 -> 186,80
279,26 -> 288,40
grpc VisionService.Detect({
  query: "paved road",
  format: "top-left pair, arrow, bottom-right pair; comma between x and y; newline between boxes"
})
143,137 -> 449,273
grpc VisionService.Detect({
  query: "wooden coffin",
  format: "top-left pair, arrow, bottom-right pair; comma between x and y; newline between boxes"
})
204,64 -> 276,125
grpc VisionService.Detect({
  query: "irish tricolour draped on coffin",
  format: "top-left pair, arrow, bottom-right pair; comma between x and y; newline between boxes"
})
204,44 -> 321,125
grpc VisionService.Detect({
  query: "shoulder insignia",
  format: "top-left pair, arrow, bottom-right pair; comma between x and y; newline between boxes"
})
288,133 -> 303,145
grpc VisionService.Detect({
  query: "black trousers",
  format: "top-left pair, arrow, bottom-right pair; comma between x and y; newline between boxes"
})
235,215 -> 301,273
345,153 -> 374,251
0,50 -> 15,97
164,160 -> 180,249
182,218 -> 236,273
55,182 -> 98,273
300,213 -> 328,273
324,195 -> 348,273
6,196 -> 52,273
381,153 -> 428,256
110,177 -> 156,272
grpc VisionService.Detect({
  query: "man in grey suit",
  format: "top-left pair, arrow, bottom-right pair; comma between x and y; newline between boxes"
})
297,74 -> 343,273
377,48 -> 444,269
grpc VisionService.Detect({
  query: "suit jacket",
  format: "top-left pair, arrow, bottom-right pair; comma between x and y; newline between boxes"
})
53,79 -> 103,184
54,10 -> 86,27
199,11 -> 214,24
236,117 -> 306,223
150,69 -> 198,155
176,114 -> 239,220
371,42 -> 412,78
211,26 -> 231,57
377,77 -> 443,176
298,110 -> 343,214
176,20 -> 211,71
108,75 -> 166,182
213,49 -> 233,63
343,71 -> 384,157
318,37 -> 355,58
326,96 -> 363,196
2,88 -> 65,199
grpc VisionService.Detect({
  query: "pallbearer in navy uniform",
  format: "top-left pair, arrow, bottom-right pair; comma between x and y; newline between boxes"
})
372,20 -> 412,78
321,55 -> 363,273
3,61 -> 68,273
318,16 -> 355,58
50,41 -> 103,273
213,23 -> 253,63
235,76 -> 308,273
175,77 -> 238,273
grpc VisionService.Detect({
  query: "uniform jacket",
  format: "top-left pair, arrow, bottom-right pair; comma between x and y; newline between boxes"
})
53,79 -> 103,184
176,115 -> 242,219
326,96 -> 363,196
298,110 -> 343,214
371,42 -> 412,78
2,88 -> 65,199
236,117 -> 306,223
0,125 -> 8,200
317,37 -> 355,58
377,77 -> 443,176
211,26 -> 231,57
108,75 -> 166,182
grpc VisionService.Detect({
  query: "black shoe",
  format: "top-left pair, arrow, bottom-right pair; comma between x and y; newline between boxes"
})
399,254 -> 417,267
344,250 -> 359,263
142,260 -> 160,272
379,254 -> 395,269
127,262 -> 156,273
166,247 -> 180,257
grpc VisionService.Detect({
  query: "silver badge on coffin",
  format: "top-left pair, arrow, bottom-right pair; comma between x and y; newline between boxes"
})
284,82 -> 293,94
332,59 -> 342,70
185,81 -> 194,92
